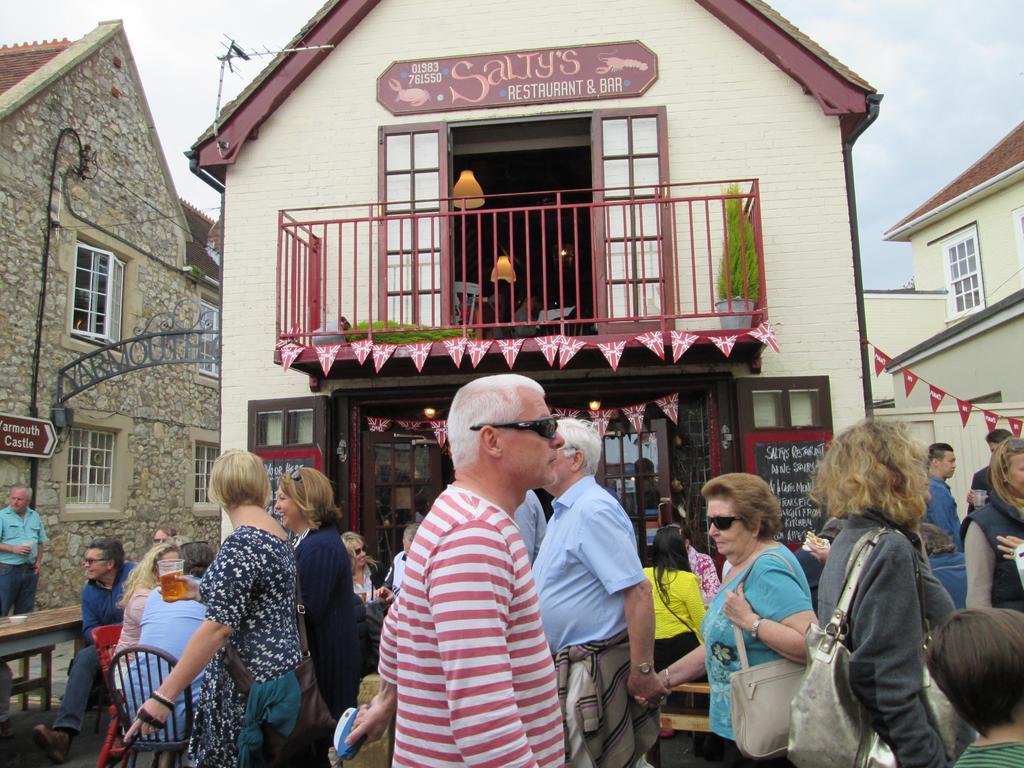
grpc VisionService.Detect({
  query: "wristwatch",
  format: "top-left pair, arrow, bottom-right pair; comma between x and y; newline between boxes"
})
750,618 -> 763,640
633,661 -> 654,674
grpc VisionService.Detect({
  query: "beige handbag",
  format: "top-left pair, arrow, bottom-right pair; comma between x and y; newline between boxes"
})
728,550 -> 808,760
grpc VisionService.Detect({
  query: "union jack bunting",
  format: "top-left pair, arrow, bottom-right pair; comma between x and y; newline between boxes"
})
443,336 -> 468,367
466,340 -> 493,368
749,322 -> 780,353
709,335 -> 737,357
314,344 -> 341,376
669,331 -> 699,362
405,342 -> 432,372
367,417 -> 391,432
536,335 -> 563,366
496,338 -> 526,369
351,339 -> 373,365
558,337 -> 586,368
622,403 -> 647,433
654,393 -> 679,425
372,344 -> 397,373
635,331 -> 665,359
597,340 -> 626,371
280,344 -> 304,373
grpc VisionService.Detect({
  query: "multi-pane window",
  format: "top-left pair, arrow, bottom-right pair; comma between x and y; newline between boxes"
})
194,443 -> 218,504
198,300 -> 220,376
72,244 -> 124,342
66,428 -> 115,504
945,232 -> 983,315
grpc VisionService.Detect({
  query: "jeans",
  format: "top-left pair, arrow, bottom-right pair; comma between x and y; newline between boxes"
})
53,645 -> 100,734
0,566 -> 38,615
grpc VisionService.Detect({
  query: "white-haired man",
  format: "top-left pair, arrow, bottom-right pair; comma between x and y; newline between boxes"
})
349,374 -> 566,768
534,418 -> 666,767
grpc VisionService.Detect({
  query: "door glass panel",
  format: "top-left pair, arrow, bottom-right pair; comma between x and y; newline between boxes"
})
386,134 -> 411,171
632,117 -> 658,154
752,390 -> 784,428
413,132 -> 438,167
386,174 -> 411,207
603,159 -> 630,190
375,444 -> 391,482
414,171 -> 439,207
633,157 -> 659,191
414,445 -> 430,480
602,119 -> 629,155
394,443 -> 411,481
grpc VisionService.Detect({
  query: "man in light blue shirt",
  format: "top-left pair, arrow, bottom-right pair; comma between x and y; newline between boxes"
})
514,490 -> 547,564
533,419 -> 666,764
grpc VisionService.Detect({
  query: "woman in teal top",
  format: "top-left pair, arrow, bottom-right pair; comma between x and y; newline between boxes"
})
657,473 -> 815,767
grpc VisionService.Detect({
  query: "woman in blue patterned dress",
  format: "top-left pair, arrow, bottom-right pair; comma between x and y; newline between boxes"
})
126,450 -> 300,766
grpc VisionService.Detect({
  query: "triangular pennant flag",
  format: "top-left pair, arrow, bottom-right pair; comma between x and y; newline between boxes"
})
280,344 -> 303,373
635,331 -> 665,359
955,398 -> 973,427
983,410 -> 1000,432
351,339 -> 373,365
558,337 -> 586,368
1008,417 -> 1023,438
496,338 -> 525,369
536,335 -> 562,366
749,322 -> 781,353
372,344 -> 397,373
622,403 -> 647,433
314,344 -> 341,376
367,417 -> 391,432
709,335 -> 737,358
654,393 -> 679,425
466,339 -> 493,368
275,338 -> 290,350
928,385 -> 946,413
873,348 -> 892,377
430,420 -> 447,448
397,420 -> 424,431
404,342 -> 432,373
443,336 -> 468,367
553,408 -> 583,419
597,340 -> 627,371
902,370 -> 919,397
669,331 -> 699,363
592,409 -> 617,439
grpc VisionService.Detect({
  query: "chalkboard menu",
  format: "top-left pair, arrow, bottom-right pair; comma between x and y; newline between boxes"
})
253,447 -> 321,490
749,434 -> 829,541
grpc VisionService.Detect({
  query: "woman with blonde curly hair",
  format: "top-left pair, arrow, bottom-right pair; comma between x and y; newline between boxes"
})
342,531 -> 388,604
812,419 -> 955,768
114,539 -> 181,654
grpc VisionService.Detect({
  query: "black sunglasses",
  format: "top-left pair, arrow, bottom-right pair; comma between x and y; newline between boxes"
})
83,557 -> 111,565
708,515 -> 740,531
470,416 -> 558,439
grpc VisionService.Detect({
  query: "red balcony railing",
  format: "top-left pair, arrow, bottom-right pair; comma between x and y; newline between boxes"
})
277,179 -> 766,346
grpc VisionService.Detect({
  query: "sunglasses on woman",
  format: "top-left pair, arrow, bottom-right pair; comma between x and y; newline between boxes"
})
470,416 -> 558,439
708,515 -> 740,530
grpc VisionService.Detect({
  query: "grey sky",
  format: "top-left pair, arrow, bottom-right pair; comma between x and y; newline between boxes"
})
4,1 -> 1022,288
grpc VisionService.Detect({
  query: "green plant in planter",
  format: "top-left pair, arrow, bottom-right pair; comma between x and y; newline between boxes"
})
716,182 -> 760,304
345,320 -> 465,344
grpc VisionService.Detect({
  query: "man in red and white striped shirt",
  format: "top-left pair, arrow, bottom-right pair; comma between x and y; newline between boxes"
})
348,374 -> 566,767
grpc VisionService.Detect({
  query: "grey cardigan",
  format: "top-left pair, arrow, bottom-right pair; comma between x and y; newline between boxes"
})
817,512 -> 954,768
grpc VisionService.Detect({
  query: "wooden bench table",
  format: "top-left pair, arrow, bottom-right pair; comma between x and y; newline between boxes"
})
660,681 -> 712,733
0,606 -> 82,710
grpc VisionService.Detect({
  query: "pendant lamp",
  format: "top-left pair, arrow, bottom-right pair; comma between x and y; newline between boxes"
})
453,170 -> 484,209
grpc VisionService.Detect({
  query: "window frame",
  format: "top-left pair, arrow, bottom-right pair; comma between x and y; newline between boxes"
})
71,243 -> 125,344
65,427 -> 116,506
193,442 -> 219,506
197,298 -> 220,377
1013,207 -> 1024,291
941,226 -> 985,319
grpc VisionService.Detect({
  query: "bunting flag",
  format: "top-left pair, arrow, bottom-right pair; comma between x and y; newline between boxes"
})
314,344 -> 341,376
275,338 -> 290,350
405,342 -> 433,373
367,417 -> 391,432
902,369 -> 919,397
280,344 -> 303,373
442,336 -> 468,367
749,322 -> 781,353
928,385 -> 946,413
669,331 -> 699,363
592,408 -> 617,438
372,344 -> 397,373
655,393 -> 679,424
351,339 -> 374,365
553,408 -> 583,419
536,335 -> 563,366
983,410 -> 1000,432
558,337 -> 586,368
466,339 -> 493,368
635,331 -> 665,359
873,348 -> 892,377
430,420 -> 447,448
709,335 -> 736,358
496,338 -> 525,369
1009,418 -> 1023,438
956,397 -> 973,427
622,403 -> 647,433
397,420 -> 423,430
597,340 -> 627,371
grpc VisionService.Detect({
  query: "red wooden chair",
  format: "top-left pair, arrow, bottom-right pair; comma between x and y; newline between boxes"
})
92,624 -> 129,768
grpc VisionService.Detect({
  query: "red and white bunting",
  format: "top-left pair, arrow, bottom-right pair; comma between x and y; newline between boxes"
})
405,342 -> 433,372
443,336 -> 468,367
430,420 -> 447,448
553,408 -> 583,419
643,432 -> 658,445
635,331 -> 665,359
466,339 -> 493,368
351,339 -> 373,365
709,335 -> 737,358
314,344 -> 341,376
1009,418 -> 1023,438
536,335 -> 563,366
559,337 -> 586,368
669,331 -> 699,362
367,417 -> 391,432
956,397 -> 973,427
873,348 -> 892,377
592,408 -> 617,438
496,338 -> 525,369
928,385 -> 946,413
655,393 -> 679,424
372,344 -> 397,373
280,344 -> 304,373
275,338 -> 290,350
397,420 -> 424,430
597,340 -> 627,371
902,370 -> 919,397
983,410 -> 1000,432
622,403 -> 647,433
749,322 -> 781,353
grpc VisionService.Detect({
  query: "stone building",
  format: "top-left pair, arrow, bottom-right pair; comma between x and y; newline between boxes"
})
0,22 -> 221,607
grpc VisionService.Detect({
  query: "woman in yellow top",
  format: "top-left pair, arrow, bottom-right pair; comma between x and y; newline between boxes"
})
645,524 -> 707,671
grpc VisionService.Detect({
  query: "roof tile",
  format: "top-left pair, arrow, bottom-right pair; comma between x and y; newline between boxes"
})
0,39 -> 72,95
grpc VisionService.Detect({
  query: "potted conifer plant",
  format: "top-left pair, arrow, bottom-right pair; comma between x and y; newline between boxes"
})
715,182 -> 760,329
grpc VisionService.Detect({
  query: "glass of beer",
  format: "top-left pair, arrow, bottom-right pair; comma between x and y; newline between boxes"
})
158,558 -> 186,602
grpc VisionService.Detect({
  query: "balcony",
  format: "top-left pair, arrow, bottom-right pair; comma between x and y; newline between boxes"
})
276,179 -> 768,376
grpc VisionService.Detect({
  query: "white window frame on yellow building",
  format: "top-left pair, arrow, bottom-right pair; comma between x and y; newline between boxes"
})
941,225 -> 985,319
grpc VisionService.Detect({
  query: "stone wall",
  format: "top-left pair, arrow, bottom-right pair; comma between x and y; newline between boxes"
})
0,26 -> 220,608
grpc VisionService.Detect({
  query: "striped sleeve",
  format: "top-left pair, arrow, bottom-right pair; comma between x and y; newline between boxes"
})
377,593 -> 400,685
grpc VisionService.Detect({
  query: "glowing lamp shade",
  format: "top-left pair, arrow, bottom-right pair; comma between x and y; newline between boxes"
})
452,170 -> 484,209
490,254 -> 516,283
